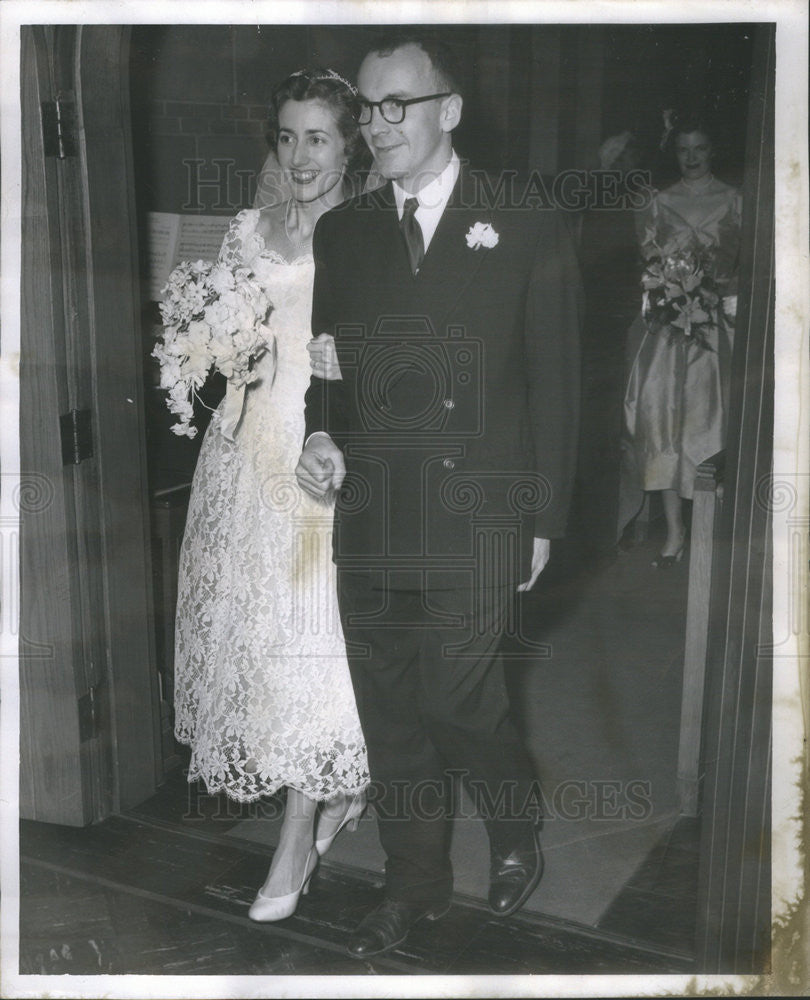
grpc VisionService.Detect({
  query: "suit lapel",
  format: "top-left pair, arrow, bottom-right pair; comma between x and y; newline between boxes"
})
360,168 -> 497,334
362,183 -> 418,297
415,163 -> 495,329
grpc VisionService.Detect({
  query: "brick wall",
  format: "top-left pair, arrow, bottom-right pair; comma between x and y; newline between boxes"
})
138,98 -> 271,213
129,24 -> 370,216
147,99 -> 269,139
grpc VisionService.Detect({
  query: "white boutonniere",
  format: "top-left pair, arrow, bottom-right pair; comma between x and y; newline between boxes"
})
465,221 -> 499,250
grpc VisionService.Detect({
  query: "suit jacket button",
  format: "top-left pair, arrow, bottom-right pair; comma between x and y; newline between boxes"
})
443,399 -> 455,409
442,458 -> 455,469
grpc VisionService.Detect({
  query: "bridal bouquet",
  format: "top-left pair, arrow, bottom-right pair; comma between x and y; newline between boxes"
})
153,259 -> 273,437
640,239 -> 720,346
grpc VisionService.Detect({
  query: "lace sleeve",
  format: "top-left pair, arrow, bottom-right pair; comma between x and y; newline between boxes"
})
218,209 -> 260,267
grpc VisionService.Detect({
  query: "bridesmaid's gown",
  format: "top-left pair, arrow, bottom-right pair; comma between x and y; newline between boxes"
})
623,175 -> 742,502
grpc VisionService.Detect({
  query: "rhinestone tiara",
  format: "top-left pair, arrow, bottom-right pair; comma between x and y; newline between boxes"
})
290,68 -> 357,96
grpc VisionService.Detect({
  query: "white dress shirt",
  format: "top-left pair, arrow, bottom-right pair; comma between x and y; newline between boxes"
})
392,151 -> 460,253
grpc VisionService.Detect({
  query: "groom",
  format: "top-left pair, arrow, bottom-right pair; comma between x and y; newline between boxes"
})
296,32 -> 582,958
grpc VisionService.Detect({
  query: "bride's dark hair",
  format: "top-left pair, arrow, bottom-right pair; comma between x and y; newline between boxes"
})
267,68 -> 370,185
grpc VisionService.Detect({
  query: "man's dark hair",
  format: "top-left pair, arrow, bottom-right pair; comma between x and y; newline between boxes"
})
365,30 -> 464,98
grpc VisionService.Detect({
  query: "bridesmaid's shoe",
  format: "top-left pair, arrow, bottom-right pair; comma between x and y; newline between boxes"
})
315,792 -> 366,856
652,530 -> 688,569
248,846 -> 318,922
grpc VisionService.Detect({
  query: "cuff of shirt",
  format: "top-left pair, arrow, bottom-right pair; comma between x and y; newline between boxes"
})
304,430 -> 335,449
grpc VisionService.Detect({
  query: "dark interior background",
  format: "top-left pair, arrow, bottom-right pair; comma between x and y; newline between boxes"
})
130,23 -> 754,213
130,21 -> 755,494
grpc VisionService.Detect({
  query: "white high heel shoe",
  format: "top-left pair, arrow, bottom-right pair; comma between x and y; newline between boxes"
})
248,846 -> 318,922
314,792 -> 366,856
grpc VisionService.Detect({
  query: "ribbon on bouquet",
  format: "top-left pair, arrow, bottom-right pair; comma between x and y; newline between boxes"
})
219,327 -> 277,441
219,382 -> 247,441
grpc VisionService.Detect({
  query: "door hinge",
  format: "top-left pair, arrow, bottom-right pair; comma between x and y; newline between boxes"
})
41,94 -> 76,159
60,408 -> 93,465
78,687 -> 100,743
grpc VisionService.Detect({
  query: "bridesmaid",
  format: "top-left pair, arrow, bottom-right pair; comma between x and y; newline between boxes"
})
622,111 -> 741,565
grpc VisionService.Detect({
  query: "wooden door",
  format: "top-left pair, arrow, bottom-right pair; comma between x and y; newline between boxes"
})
20,24 -> 160,825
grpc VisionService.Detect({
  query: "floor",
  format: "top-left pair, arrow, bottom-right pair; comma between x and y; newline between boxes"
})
19,808 -> 698,976
18,528 -> 702,978
224,525 -> 690,928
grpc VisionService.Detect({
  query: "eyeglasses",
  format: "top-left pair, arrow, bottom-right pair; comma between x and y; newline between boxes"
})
352,93 -> 452,125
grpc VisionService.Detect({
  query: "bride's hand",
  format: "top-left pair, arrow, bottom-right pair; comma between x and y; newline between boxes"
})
296,433 -> 346,499
307,333 -> 342,380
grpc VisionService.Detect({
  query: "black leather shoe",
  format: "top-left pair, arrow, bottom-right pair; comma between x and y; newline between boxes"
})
488,827 -> 544,916
347,898 -> 451,959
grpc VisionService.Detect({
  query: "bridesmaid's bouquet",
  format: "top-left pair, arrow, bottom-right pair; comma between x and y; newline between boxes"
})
640,238 -> 720,346
153,259 -> 273,437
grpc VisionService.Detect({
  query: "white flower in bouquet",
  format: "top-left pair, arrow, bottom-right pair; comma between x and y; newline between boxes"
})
209,264 -> 237,295
157,355 -> 183,391
153,258 -> 273,437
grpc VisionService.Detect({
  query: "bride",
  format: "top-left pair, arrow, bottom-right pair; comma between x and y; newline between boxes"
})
173,68 -> 369,921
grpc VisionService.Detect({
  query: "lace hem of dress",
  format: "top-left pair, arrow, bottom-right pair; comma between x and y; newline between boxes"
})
177,731 -> 368,804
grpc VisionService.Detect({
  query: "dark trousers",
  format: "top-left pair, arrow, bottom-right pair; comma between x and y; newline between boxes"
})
337,569 -> 539,908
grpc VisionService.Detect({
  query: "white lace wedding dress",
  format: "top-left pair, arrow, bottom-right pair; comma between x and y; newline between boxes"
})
174,207 -> 368,803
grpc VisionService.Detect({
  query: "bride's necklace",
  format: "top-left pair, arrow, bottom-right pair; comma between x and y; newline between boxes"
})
284,198 -> 314,255
283,172 -> 345,254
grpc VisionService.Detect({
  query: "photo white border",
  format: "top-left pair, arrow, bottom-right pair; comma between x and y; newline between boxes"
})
1,1 -> 806,997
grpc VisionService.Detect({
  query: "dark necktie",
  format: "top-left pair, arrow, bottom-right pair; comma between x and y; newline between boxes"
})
399,196 -> 424,276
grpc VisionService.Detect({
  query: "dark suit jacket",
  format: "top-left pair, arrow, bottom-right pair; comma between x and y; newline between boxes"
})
305,162 -> 583,584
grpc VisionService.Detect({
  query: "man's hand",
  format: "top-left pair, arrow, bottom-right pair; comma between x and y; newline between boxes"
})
295,432 -> 346,500
517,537 -> 551,592
307,333 -> 342,380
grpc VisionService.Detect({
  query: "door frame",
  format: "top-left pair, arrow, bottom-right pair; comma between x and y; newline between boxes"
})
20,24 -> 160,824
694,22 -> 775,973
76,23 -> 162,815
